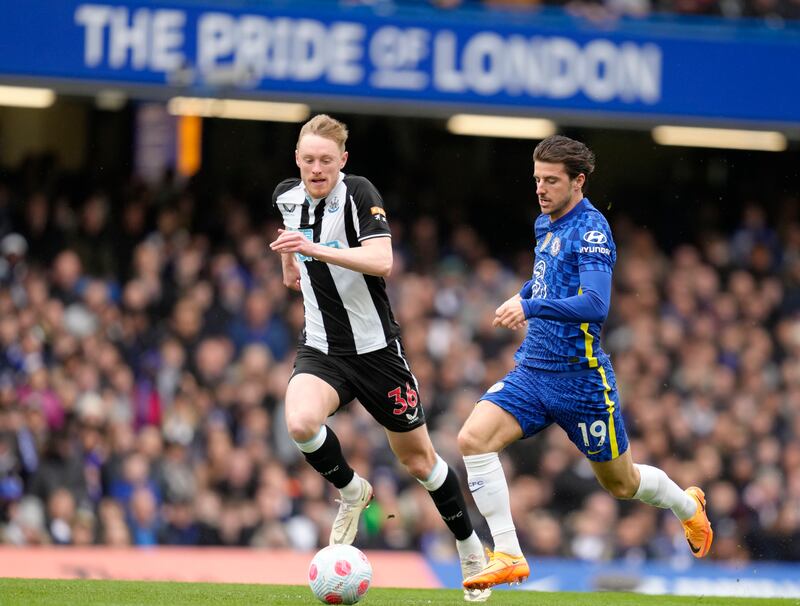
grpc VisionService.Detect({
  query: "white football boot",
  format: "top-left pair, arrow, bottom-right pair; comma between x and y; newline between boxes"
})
329,477 -> 373,546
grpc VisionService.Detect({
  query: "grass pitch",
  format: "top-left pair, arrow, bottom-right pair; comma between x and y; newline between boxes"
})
0,579 -> 798,605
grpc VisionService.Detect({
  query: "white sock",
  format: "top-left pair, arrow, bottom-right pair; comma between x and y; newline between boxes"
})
634,464 -> 697,521
463,453 -> 522,557
456,530 -> 484,560
339,473 -> 364,501
417,454 -> 448,491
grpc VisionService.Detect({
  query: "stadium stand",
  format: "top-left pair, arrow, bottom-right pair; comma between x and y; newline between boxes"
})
0,157 -> 798,564
355,0 -> 800,20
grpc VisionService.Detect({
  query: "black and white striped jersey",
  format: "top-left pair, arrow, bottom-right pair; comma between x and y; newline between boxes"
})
273,172 -> 400,355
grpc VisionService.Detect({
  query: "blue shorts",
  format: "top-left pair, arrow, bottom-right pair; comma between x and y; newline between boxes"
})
479,362 -> 629,462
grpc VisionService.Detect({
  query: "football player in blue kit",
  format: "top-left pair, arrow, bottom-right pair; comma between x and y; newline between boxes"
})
460,135 -> 713,590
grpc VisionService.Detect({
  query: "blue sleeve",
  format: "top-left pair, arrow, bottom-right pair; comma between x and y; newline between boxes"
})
521,270 -> 611,322
519,280 -> 533,299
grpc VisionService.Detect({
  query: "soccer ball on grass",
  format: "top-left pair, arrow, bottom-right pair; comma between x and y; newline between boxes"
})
308,544 -> 373,604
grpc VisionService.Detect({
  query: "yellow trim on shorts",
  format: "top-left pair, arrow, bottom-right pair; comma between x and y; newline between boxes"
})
596,365 -> 619,459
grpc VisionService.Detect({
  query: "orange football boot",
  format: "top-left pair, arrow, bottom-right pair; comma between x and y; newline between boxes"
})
462,551 -> 530,590
683,486 -> 713,558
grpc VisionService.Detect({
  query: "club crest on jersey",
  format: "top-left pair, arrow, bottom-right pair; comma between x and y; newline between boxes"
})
550,236 -> 561,256
538,232 -> 553,252
326,197 -> 340,213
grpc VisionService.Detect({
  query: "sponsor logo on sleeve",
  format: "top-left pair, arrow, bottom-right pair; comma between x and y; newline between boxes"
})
583,230 -> 608,244
581,230 -> 611,255
487,381 -> 505,393
371,206 -> 387,222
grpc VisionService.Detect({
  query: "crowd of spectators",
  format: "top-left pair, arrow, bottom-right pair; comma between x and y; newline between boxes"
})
0,163 -> 799,568
348,0 -> 800,23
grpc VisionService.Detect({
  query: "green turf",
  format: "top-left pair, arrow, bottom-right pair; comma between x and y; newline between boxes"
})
0,579 -> 798,606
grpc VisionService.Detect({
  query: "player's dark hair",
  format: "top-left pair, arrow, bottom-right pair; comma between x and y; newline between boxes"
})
533,135 -> 595,189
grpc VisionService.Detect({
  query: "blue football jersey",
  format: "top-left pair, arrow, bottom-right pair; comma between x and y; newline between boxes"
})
516,198 -> 616,372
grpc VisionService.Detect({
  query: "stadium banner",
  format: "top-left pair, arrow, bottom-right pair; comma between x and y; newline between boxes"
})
0,547 -> 442,588
429,555 -> 800,598
0,1 -> 799,126
4,545 -> 798,597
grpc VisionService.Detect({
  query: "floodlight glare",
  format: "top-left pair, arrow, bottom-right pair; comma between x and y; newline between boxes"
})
447,114 -> 557,140
167,97 -> 310,123
0,85 -> 56,108
652,126 -> 787,152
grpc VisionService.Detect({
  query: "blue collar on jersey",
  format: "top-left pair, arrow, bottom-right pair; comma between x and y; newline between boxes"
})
546,197 -> 591,227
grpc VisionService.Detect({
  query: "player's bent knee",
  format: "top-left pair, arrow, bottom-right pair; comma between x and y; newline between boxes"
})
285,414 -> 323,443
404,462 -> 431,481
601,478 -> 637,500
457,426 -> 488,456
399,454 -> 435,480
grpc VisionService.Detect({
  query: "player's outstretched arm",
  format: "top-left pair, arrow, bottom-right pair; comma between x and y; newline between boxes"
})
280,252 -> 302,291
494,294 -> 526,330
270,229 -> 392,277
520,270 -> 611,323
313,236 -> 393,277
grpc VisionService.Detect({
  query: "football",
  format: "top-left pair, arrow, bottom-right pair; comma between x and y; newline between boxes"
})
308,544 -> 373,605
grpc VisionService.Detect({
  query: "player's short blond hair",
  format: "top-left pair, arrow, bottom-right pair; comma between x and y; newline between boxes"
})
297,114 -> 349,152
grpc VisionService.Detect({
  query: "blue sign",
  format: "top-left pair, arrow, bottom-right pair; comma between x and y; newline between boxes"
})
428,555 -> 800,598
0,1 -> 798,126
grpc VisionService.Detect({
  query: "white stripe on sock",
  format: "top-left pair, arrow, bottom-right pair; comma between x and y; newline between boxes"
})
418,454 -> 448,491
294,426 -> 327,453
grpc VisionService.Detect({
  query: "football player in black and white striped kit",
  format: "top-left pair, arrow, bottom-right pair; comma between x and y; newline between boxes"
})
270,114 -> 490,602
